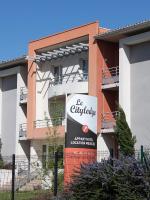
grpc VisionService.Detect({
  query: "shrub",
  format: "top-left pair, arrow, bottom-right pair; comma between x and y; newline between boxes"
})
115,107 -> 136,156
63,157 -> 150,200
0,159 -> 12,169
0,158 -> 4,169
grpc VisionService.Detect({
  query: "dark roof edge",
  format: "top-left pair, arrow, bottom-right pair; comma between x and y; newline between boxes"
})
0,55 -> 27,69
95,20 -> 150,40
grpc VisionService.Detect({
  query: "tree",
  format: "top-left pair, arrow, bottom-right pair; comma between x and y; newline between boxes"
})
63,157 -> 150,200
0,139 -> 4,169
40,97 -> 65,190
115,106 -> 136,156
0,139 -> 2,158
46,96 -> 65,152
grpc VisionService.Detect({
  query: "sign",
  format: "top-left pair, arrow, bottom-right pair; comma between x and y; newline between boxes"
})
65,94 -> 97,149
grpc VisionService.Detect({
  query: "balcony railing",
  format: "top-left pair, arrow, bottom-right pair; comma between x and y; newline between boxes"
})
20,87 -> 28,103
102,66 -> 119,86
34,116 -> 66,128
19,123 -> 27,138
101,111 -> 119,130
49,72 -> 88,87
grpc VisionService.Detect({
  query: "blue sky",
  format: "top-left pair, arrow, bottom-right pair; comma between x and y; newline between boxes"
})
0,0 -> 150,60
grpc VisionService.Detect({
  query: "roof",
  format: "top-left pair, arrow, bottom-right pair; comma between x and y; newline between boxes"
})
0,55 -> 27,69
30,21 -> 99,43
95,20 -> 150,42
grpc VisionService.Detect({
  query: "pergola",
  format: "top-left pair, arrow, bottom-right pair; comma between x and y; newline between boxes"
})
26,42 -> 89,62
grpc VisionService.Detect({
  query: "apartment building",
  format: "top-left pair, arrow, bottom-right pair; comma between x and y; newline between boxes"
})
0,56 -> 29,159
26,23 -> 103,180
96,20 -> 150,151
1,20 -> 150,182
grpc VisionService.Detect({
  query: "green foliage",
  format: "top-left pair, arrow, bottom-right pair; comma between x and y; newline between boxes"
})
44,97 -> 64,170
63,157 -> 150,200
42,145 -> 63,170
115,107 -> 136,156
51,171 -> 64,192
0,190 -> 52,200
49,98 -> 65,124
0,140 -> 4,169
43,97 -> 64,191
45,97 -> 65,152
0,158 -> 4,169
57,171 -> 64,191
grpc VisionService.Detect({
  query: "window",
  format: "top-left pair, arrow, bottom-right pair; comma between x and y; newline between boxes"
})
82,59 -> 88,75
53,66 -> 62,85
79,59 -> 88,80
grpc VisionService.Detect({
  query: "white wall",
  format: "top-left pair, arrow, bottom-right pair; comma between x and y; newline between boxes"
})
36,51 -> 88,121
30,140 -> 47,156
16,66 -> 29,156
0,67 -> 19,143
97,134 -> 115,161
119,31 -> 150,149
30,140 -> 48,168
0,169 -> 12,188
130,42 -> 150,148
0,79 -> 2,140
16,67 -> 27,135
1,75 -> 17,156
0,66 -> 28,157
119,42 -> 131,126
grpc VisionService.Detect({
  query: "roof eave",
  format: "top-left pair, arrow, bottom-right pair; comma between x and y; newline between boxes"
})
95,20 -> 150,42
0,56 -> 27,69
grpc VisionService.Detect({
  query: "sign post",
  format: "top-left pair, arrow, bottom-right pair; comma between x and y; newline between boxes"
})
64,94 -> 97,184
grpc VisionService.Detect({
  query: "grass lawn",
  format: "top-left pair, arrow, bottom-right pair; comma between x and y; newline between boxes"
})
0,190 -> 52,200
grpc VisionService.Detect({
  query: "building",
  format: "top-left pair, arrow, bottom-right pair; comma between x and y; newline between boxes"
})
26,22 -> 106,162
96,20 -> 150,152
0,56 -> 29,159
1,20 -> 150,169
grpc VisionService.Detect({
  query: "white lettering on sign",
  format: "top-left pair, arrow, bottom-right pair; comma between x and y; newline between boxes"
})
67,94 -> 97,134
70,99 -> 96,117
70,136 -> 95,146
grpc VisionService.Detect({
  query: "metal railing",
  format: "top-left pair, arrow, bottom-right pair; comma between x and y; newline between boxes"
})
102,66 -> 119,85
19,123 -> 27,138
49,72 -> 88,87
101,111 -> 119,129
34,116 -> 66,128
20,87 -> 28,102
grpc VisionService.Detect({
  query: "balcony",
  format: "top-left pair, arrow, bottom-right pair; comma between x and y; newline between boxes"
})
34,116 -> 66,128
101,111 -> 119,133
102,66 -> 119,90
48,72 -> 88,99
19,123 -> 27,140
20,87 -> 27,104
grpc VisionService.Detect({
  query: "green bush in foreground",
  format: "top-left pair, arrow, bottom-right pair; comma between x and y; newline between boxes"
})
63,157 -> 150,200
115,107 -> 136,156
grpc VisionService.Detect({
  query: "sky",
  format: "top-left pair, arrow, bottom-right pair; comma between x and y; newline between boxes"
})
0,0 -> 150,61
